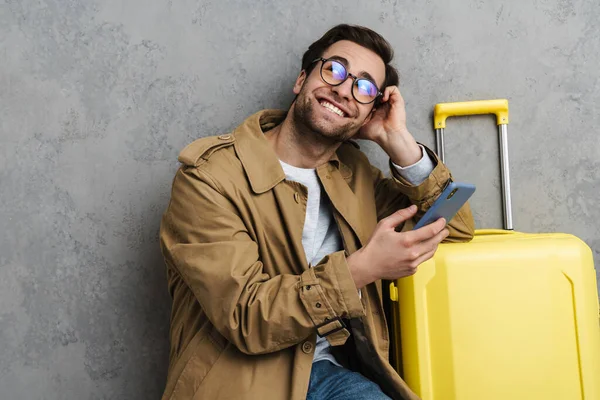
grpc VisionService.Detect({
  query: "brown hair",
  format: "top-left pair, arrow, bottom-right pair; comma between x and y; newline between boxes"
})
301,24 -> 400,97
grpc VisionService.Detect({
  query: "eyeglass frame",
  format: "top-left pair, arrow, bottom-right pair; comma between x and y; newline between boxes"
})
311,57 -> 383,105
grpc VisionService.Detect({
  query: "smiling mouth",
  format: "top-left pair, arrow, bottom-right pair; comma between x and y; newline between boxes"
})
319,100 -> 346,118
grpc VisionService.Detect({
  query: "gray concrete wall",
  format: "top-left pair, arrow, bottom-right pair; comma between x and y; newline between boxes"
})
1,0 -> 598,398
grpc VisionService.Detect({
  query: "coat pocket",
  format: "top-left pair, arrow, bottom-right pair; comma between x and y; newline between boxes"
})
165,326 -> 226,400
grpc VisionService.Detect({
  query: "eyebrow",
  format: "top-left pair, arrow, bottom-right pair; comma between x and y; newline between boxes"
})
328,55 -> 380,87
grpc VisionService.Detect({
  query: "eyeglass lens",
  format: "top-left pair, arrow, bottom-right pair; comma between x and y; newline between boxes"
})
321,59 -> 378,104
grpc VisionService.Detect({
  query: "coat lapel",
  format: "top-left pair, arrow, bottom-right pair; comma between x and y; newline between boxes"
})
317,162 -> 369,247
272,182 -> 311,274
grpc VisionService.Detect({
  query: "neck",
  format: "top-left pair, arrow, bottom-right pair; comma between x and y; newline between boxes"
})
265,107 -> 340,169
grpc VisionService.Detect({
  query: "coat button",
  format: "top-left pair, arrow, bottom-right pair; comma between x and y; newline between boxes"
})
294,192 -> 300,203
218,134 -> 231,140
301,341 -> 313,354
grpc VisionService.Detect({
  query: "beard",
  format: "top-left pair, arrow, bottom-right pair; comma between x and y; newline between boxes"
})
292,89 -> 362,143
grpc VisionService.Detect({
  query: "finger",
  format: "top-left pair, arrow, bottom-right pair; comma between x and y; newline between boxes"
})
413,228 -> 449,257
379,86 -> 392,102
411,228 -> 449,263
400,246 -> 436,278
382,87 -> 393,102
407,217 -> 447,242
382,205 -> 418,229
383,87 -> 393,102
383,86 -> 403,104
411,247 -> 437,269
422,227 -> 449,247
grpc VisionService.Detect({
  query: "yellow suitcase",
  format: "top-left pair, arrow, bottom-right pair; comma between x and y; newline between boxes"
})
389,100 -> 600,400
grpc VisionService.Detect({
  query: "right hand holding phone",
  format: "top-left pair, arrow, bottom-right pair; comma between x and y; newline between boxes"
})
347,205 -> 449,289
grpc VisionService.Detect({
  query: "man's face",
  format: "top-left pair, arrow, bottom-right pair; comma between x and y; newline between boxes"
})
292,40 -> 386,142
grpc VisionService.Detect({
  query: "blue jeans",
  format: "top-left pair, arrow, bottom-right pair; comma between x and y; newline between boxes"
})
307,360 -> 392,400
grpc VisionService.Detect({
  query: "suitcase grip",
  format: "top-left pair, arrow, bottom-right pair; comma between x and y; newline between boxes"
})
433,99 -> 513,230
434,99 -> 509,129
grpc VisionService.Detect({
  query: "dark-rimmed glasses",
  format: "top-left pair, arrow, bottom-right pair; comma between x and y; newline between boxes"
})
312,57 -> 383,104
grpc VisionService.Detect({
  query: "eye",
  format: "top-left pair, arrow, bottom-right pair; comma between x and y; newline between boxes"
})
329,61 -> 347,81
356,80 -> 377,96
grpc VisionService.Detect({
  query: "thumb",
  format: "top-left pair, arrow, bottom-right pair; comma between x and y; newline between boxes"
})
383,205 -> 418,228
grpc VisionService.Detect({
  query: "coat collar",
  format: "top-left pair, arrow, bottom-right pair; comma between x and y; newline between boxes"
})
233,109 -> 352,194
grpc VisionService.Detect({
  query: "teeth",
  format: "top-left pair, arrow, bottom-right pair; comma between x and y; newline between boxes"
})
320,101 -> 345,117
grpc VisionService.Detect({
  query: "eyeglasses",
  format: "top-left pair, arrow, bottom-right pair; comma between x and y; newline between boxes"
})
312,57 -> 383,104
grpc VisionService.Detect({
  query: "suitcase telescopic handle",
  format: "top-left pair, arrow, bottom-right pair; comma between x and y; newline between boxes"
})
433,99 -> 513,230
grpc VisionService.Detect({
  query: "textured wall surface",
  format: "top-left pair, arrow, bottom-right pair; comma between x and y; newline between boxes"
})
1,0 -> 598,398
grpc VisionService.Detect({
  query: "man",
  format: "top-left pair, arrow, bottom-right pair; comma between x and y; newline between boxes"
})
159,24 -> 474,400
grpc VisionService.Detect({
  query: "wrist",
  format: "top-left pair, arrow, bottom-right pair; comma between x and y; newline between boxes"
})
346,248 -> 374,290
379,131 -> 421,167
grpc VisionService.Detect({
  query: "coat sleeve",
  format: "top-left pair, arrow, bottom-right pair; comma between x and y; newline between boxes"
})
372,144 -> 475,243
159,166 -> 365,355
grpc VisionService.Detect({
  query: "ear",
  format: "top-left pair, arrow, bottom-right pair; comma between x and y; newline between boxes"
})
360,106 -> 377,127
293,70 -> 307,95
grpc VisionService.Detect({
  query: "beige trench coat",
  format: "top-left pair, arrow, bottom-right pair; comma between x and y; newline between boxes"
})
159,110 -> 475,400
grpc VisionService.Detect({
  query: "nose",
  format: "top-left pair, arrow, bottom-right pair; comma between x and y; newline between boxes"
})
331,77 -> 354,102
